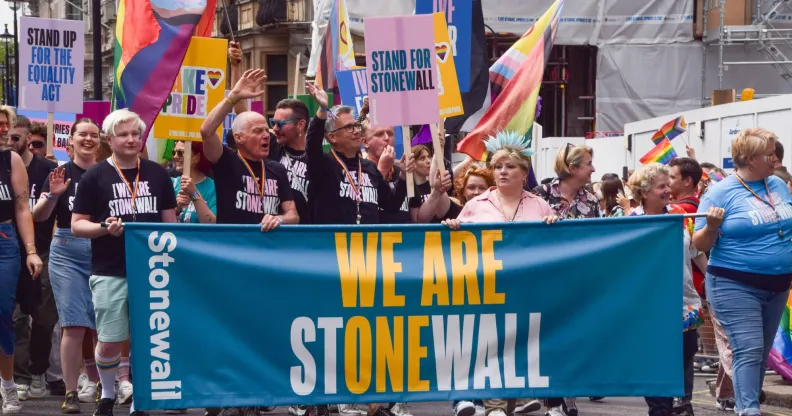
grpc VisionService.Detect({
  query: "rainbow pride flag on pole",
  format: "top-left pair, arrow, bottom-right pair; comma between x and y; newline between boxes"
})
640,138 -> 678,165
651,115 -> 687,145
456,0 -> 562,161
310,0 -> 355,90
769,293 -> 792,381
112,0 -> 210,146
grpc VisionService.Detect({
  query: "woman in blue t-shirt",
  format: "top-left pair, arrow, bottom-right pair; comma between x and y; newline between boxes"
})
694,128 -> 792,416
171,141 -> 217,224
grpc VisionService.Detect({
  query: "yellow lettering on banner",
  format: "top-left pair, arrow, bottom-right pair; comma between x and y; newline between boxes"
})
450,231 -> 482,305
375,316 -> 404,393
345,316 -> 372,394
381,233 -> 405,307
407,315 -> 430,392
335,233 -> 379,307
421,232 -> 450,306
481,230 -> 505,304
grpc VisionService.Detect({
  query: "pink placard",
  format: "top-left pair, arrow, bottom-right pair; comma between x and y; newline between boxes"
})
364,15 -> 440,128
75,101 -> 111,125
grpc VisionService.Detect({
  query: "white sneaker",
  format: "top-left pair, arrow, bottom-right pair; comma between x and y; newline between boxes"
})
544,407 -> 565,416
391,403 -> 412,416
489,410 -> 507,416
13,385 -> 27,402
28,374 -> 48,398
1,386 -> 22,414
454,401 -> 476,416
116,380 -> 133,405
338,404 -> 366,415
78,381 -> 97,403
77,373 -> 89,391
289,406 -> 308,416
515,400 -> 542,414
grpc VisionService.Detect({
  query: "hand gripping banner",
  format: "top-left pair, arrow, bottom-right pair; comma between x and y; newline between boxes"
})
125,217 -> 684,411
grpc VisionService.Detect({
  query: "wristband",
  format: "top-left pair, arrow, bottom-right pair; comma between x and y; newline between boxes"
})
44,193 -> 53,200
225,97 -> 235,106
190,191 -> 201,201
100,222 -> 108,228
27,252 -> 37,256
276,216 -> 283,225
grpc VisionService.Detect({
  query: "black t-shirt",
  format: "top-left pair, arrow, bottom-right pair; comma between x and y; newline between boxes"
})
378,165 -> 410,224
72,158 -> 177,277
42,161 -> 86,229
273,146 -> 311,224
212,147 -> 294,225
0,151 -> 14,223
306,117 -> 407,225
408,180 -> 461,222
27,156 -> 57,253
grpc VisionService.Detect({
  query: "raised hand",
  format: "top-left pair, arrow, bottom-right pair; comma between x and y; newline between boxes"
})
305,81 -> 329,109
230,69 -> 267,102
229,41 -> 242,66
48,167 -> 71,197
378,145 -> 395,174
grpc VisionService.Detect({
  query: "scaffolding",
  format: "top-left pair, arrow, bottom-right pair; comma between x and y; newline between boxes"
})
704,0 -> 792,92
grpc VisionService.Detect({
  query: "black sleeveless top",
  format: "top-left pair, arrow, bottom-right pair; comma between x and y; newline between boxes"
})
0,150 -> 15,222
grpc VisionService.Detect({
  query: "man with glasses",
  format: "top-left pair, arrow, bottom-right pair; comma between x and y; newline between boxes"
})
27,123 -> 49,159
8,115 -> 59,402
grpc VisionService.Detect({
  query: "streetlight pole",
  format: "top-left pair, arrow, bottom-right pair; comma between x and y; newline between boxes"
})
0,24 -> 13,106
11,0 -> 18,106
92,0 -> 101,99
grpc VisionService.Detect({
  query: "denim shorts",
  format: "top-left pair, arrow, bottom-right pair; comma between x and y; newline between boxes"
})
0,222 -> 21,355
89,274 -> 129,343
49,227 -> 95,329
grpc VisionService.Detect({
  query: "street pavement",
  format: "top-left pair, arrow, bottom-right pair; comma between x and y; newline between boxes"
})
13,377 -> 792,416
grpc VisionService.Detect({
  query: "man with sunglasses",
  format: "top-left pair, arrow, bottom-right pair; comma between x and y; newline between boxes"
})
268,99 -> 312,224
8,115 -> 59,402
26,123 -> 49,159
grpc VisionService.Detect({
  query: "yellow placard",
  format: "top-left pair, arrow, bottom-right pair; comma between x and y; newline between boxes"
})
153,37 -> 228,142
433,12 -> 463,118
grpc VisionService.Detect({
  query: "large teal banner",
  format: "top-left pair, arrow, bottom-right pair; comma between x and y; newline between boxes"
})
125,216 -> 684,411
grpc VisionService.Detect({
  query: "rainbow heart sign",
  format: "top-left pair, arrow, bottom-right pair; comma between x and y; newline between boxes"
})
435,42 -> 450,63
154,36 -> 228,142
207,70 -> 224,88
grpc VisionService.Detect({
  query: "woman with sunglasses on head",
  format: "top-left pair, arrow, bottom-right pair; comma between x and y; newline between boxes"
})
171,141 -> 217,224
0,105 -> 43,415
693,128 -> 792,416
31,118 -> 102,413
532,143 -> 597,416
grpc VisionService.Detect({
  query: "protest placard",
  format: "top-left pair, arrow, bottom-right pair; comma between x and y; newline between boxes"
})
76,101 -> 111,126
433,13 -> 463,118
416,0 -> 472,92
153,37 -> 228,141
336,68 -> 368,118
364,15 -> 440,128
17,109 -> 73,163
18,17 -> 85,113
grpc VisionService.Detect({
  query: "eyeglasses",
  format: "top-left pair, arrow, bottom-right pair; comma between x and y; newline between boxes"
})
172,149 -> 184,157
9,135 -> 22,142
269,118 -> 298,128
28,141 -> 45,149
330,122 -> 363,134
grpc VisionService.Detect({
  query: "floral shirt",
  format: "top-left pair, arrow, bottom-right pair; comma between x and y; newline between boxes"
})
532,178 -> 600,219
631,205 -> 704,332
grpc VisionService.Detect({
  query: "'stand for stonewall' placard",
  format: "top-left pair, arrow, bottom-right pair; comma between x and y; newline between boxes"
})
19,17 -> 85,113
364,15 -> 440,128
153,37 -> 228,141
433,13 -> 463,118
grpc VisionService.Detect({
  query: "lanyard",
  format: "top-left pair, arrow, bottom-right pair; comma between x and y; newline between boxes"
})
330,149 -> 363,224
237,151 -> 266,198
109,156 -> 140,222
735,173 -> 784,238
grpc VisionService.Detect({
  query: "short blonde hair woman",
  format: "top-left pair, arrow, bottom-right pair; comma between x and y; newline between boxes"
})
0,105 -> 15,147
628,163 -> 704,416
694,128 -> 792,416
533,143 -> 598,220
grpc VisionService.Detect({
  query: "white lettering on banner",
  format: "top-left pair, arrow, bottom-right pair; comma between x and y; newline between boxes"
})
288,313 -> 546,395
147,231 -> 182,401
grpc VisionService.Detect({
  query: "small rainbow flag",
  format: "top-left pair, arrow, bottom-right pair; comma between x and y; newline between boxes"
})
640,138 -> 678,165
651,116 -> 687,145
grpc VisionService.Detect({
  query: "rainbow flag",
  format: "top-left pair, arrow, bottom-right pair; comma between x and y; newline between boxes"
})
456,0 -> 562,160
651,116 -> 687,145
310,0 -> 355,90
112,0 -> 210,146
769,292 -> 792,381
640,138 -> 677,165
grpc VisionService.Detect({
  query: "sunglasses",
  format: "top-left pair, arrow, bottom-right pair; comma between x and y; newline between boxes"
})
28,141 -> 45,149
269,118 -> 298,128
330,122 -> 363,134
9,134 -> 22,142
172,149 -> 184,157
